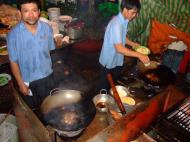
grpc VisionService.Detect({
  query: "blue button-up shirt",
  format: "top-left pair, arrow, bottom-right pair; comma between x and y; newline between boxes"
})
7,20 -> 55,82
99,12 -> 129,69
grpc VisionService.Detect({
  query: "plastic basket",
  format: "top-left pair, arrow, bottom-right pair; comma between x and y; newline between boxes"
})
0,114 -> 19,142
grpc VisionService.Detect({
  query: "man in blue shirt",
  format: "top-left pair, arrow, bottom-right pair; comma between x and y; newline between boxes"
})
7,0 -> 56,110
99,0 -> 150,91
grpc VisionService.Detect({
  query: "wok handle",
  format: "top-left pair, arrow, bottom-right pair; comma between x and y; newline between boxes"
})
107,73 -> 126,115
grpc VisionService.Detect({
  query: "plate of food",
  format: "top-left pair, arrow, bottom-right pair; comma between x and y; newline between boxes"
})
0,73 -> 11,86
121,96 -> 136,106
133,46 -> 151,55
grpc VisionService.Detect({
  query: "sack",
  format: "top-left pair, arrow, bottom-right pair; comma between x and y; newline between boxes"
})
148,20 -> 190,54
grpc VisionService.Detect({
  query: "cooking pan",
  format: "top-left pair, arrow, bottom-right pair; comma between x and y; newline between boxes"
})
40,88 -> 96,137
137,61 -> 160,73
41,88 -> 82,114
140,65 -> 176,88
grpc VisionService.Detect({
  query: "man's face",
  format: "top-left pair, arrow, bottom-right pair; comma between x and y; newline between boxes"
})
20,3 -> 40,25
123,8 -> 139,21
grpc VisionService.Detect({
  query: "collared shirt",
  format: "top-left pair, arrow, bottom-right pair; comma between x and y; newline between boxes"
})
99,12 -> 129,69
7,20 -> 55,82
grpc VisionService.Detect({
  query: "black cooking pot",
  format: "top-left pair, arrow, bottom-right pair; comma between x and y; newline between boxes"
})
140,65 -> 176,89
40,89 -> 96,137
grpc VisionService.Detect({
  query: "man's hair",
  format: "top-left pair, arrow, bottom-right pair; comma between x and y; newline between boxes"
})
17,0 -> 41,10
120,0 -> 141,12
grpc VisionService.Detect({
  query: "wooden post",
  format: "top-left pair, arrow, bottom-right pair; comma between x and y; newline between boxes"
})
10,83 -> 51,142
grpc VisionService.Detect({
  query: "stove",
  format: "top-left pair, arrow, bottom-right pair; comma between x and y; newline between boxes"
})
117,76 -> 162,98
151,96 -> 190,142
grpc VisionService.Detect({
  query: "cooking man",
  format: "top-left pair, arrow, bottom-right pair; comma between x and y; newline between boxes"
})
98,0 -> 150,91
7,0 -> 55,110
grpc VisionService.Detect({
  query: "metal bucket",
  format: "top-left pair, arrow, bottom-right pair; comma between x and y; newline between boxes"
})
65,27 -> 83,39
59,15 -> 72,32
93,89 -> 115,112
48,7 -> 60,21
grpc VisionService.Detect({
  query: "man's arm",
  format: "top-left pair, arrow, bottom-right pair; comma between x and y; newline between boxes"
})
126,37 -> 140,48
10,61 -> 29,96
114,43 -> 150,64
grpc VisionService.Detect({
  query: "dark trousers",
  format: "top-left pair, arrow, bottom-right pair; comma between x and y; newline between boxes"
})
96,65 -> 123,93
162,49 -> 185,73
22,73 -> 55,110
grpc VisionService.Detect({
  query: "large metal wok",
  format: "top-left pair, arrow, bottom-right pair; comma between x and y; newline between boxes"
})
40,88 -> 96,138
139,65 -> 176,92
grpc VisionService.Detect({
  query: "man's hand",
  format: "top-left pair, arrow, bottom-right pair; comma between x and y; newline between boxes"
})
138,54 -> 150,64
10,61 -> 30,96
19,82 -> 30,96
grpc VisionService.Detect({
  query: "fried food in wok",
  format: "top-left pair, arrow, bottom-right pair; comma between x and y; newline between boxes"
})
145,73 -> 159,83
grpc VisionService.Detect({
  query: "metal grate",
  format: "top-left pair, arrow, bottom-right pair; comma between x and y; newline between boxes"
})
166,98 -> 190,133
152,97 -> 190,142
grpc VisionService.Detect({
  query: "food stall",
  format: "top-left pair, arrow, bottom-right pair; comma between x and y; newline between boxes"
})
0,1 -> 190,142
2,61 -> 189,142
1,39 -> 189,141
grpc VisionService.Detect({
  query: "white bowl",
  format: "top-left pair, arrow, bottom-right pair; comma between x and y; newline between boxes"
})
110,86 -> 136,106
110,85 -> 130,98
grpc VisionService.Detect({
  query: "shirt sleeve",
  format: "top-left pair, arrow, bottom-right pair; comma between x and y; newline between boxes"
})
109,20 -> 122,45
113,24 -> 122,44
6,32 -> 18,62
48,26 -> 56,51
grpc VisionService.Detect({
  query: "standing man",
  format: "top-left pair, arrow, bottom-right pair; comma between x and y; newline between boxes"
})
98,0 -> 150,91
7,0 -> 56,110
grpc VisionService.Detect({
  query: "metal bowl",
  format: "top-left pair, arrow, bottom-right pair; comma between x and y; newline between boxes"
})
110,86 -> 136,107
93,93 -> 115,112
110,85 -> 130,98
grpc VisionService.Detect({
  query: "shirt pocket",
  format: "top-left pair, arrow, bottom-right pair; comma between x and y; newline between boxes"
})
39,34 -> 49,50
